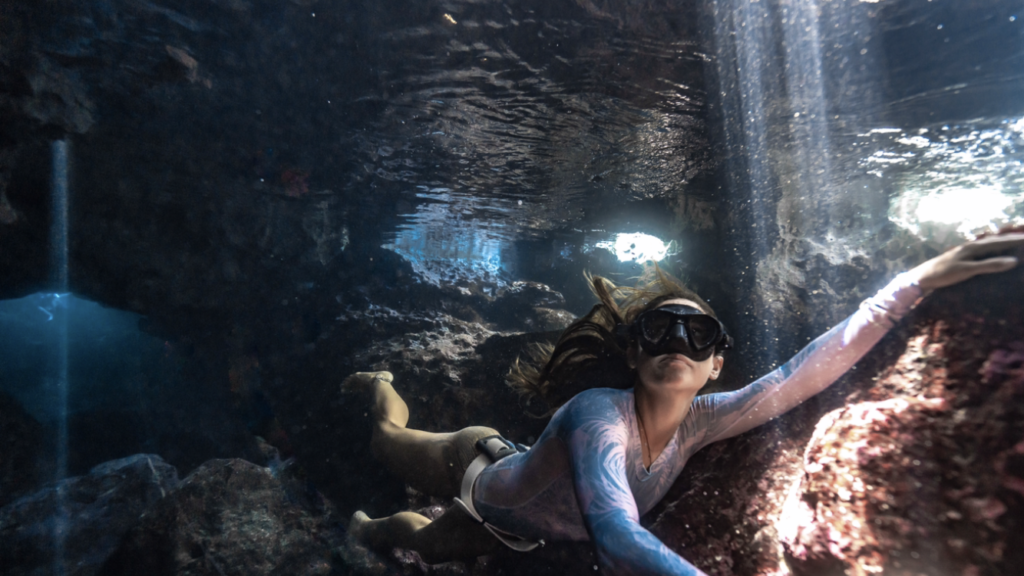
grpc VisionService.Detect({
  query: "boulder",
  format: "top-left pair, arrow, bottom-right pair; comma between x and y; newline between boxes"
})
646,267 -> 1024,575
0,392 -> 48,507
0,454 -> 179,576
99,458 -> 338,576
780,325 -> 1024,575
484,281 -> 570,331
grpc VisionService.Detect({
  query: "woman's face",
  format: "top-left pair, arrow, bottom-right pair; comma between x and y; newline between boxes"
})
629,298 -> 724,395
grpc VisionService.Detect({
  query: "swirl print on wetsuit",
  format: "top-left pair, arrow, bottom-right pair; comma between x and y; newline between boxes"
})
472,273 -> 923,575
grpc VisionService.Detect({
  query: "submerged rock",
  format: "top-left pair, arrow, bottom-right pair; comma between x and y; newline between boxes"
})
0,392 -> 48,507
530,307 -> 577,332
485,281 -> 571,331
99,458 -> 337,576
0,454 -> 179,576
781,324 -> 1024,575
346,314 -> 556,442
647,269 -> 1024,575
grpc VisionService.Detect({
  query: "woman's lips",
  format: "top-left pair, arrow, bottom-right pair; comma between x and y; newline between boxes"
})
661,353 -> 693,366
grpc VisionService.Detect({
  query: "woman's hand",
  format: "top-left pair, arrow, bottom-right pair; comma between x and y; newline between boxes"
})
910,232 -> 1024,290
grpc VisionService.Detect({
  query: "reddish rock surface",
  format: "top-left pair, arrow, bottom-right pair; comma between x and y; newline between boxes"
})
647,270 -> 1024,576
780,324 -> 1024,575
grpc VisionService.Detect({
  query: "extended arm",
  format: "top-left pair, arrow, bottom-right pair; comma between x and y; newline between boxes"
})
695,233 -> 1024,444
562,392 -> 706,576
695,272 -> 923,445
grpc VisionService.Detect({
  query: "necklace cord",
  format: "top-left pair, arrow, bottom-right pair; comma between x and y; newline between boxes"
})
635,399 -> 651,468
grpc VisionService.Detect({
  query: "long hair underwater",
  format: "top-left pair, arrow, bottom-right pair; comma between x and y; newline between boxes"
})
507,266 -> 720,415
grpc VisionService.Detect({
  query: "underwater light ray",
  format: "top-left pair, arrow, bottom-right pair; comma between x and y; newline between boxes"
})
726,0 -> 780,366
52,141 -> 68,293
780,0 -> 833,206
50,140 -> 70,576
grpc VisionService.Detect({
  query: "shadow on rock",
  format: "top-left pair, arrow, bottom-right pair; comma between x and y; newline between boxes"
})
0,454 -> 178,576
646,266 -> 1024,575
99,458 -> 340,576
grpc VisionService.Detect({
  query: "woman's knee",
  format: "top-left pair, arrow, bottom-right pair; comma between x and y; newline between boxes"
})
453,426 -> 501,446
390,511 -> 431,541
443,426 -> 501,495
413,506 -> 498,563
450,426 -> 502,467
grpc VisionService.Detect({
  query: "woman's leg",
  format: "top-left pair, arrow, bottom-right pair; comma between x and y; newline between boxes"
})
343,371 -> 502,562
342,371 -> 498,497
349,505 -> 499,563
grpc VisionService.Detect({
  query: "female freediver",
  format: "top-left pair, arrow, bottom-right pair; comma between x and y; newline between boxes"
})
344,233 -> 1024,575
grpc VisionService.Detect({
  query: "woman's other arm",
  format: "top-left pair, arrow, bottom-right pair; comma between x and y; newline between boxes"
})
694,271 -> 920,444
561,391 -> 706,576
696,233 -> 1024,446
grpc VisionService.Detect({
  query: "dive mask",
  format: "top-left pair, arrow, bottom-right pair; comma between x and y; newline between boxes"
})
623,304 -> 734,361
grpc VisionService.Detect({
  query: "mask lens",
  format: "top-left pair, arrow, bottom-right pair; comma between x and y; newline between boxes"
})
686,316 -> 720,349
640,310 -> 673,342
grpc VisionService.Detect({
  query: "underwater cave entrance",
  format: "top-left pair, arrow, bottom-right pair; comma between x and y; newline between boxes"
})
0,292 -> 256,491
0,292 -> 173,480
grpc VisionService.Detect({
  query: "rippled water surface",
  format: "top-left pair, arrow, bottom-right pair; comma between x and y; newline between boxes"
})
338,0 -> 714,284
858,118 -> 1024,243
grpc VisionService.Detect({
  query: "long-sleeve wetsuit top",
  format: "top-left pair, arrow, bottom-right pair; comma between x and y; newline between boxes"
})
472,273 -> 923,575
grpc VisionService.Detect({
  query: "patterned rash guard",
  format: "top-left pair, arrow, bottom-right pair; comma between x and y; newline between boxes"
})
472,273 -> 923,575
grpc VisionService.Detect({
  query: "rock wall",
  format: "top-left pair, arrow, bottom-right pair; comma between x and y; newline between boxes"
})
0,454 -> 179,576
2,266 -> 1021,576
0,393 -> 48,507
645,264 -> 1024,576
100,458 -> 338,576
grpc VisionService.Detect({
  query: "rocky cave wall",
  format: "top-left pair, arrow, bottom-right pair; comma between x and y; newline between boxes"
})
0,0 -> 743,493
4,267 -> 1023,576
643,265 -> 1024,576
2,0 -> 1023,575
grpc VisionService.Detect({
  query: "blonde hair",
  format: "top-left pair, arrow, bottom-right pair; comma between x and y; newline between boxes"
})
507,266 -> 717,415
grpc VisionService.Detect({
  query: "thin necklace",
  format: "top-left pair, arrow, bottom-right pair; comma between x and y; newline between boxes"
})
635,398 -> 651,468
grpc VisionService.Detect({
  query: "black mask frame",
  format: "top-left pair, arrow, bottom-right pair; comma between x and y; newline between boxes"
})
618,304 -> 734,361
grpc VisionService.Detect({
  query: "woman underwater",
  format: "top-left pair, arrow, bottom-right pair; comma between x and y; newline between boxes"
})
345,233 -> 1024,575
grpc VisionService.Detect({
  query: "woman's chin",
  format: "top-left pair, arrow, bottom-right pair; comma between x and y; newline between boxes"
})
643,369 -> 708,392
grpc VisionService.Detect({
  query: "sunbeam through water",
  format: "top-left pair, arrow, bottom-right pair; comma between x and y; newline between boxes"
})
50,139 -> 70,576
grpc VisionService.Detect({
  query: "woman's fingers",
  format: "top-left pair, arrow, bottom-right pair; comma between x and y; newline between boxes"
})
936,257 -> 1020,289
961,233 -> 1024,258
914,233 -> 1024,290
961,256 -> 1019,276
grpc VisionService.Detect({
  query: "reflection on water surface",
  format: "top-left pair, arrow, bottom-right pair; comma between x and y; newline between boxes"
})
863,117 -> 1024,244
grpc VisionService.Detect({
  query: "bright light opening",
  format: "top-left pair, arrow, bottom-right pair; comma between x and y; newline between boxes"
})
875,116 -> 1024,245
596,233 -> 673,263
916,187 -> 1016,231
890,185 -> 1024,243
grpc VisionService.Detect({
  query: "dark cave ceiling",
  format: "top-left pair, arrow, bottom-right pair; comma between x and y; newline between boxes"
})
1,0 -> 1022,360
